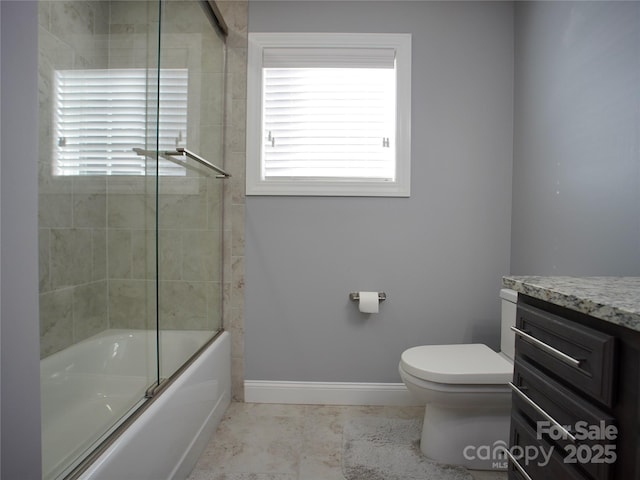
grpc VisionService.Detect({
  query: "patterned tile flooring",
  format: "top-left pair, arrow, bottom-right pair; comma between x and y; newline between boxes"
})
187,402 -> 508,480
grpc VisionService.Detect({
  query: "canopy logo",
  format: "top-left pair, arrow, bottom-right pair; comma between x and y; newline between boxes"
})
462,440 -> 553,469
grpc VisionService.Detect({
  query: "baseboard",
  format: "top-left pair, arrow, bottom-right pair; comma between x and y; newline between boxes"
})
244,380 -> 419,406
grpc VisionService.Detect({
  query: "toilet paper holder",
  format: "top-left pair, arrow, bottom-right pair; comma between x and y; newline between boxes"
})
349,292 -> 386,302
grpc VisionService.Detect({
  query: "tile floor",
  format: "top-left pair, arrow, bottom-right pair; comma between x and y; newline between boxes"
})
188,402 -> 508,480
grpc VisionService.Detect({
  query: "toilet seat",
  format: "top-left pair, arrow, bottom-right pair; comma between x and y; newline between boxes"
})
400,344 -> 512,384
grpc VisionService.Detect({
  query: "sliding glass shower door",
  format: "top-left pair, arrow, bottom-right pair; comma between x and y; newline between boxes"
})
39,2 -> 162,478
156,0 -> 227,382
38,1 -> 227,478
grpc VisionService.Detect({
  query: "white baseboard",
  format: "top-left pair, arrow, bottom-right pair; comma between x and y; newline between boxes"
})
244,380 -> 420,406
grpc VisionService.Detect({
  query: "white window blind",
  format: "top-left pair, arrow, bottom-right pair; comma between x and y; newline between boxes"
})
263,47 -> 395,68
54,68 -> 188,176
247,32 -> 411,196
263,67 -> 396,180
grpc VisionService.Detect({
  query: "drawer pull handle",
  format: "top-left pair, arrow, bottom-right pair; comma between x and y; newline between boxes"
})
503,448 -> 534,480
509,382 -> 577,443
511,326 -> 582,368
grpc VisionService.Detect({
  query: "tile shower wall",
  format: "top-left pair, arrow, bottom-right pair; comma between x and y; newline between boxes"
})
217,0 -> 247,401
38,1 -> 246,373
38,1 -> 111,357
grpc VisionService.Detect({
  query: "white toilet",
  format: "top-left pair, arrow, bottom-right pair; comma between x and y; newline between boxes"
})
398,288 -> 517,470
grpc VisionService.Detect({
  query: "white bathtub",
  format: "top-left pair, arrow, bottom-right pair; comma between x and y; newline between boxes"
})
41,329 -> 231,480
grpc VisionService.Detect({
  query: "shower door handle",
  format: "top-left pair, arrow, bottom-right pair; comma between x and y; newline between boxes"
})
167,148 -> 231,178
134,147 -> 231,178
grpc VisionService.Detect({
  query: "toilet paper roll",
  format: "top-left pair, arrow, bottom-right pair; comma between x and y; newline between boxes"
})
358,291 -> 379,313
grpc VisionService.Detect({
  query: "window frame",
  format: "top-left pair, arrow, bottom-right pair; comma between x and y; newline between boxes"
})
246,32 -> 412,197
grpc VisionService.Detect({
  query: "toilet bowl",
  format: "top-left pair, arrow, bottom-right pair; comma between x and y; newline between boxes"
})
398,288 -> 517,470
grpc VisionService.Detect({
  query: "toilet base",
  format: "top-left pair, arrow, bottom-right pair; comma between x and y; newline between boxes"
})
420,404 -> 510,470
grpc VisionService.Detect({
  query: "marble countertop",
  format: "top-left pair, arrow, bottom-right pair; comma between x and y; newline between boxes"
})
502,276 -> 640,332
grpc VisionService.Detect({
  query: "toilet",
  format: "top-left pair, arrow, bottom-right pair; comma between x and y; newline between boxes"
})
398,288 -> 517,470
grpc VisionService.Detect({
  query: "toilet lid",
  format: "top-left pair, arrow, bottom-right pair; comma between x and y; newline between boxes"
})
400,344 -> 512,384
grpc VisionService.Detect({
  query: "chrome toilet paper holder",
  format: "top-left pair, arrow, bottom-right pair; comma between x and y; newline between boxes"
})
349,292 -> 386,302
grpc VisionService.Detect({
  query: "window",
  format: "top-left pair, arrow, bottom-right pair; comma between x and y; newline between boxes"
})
247,33 -> 411,196
54,68 -> 188,176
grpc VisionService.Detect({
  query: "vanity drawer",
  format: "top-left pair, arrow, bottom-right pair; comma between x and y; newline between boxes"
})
511,358 -> 616,480
508,412 -> 587,480
514,303 -> 616,406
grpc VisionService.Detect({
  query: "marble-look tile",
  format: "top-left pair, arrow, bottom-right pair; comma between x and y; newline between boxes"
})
206,282 -> 224,330
109,0 -> 159,26
50,228 -> 93,288
234,403 -> 307,418
183,230 -> 221,282
73,281 -> 108,342
39,0 -> 51,30
227,99 -> 247,155
92,228 -> 107,281
40,288 -> 74,358
107,193 -> 154,229
379,405 -> 424,418
298,453 -> 344,480
157,229 -> 183,280
108,279 -> 153,329
227,46 -> 247,93
39,228 -> 51,292
298,406 -> 345,480
216,1 -> 248,50
188,403 -> 507,480
50,1 -> 95,42
107,229 -> 132,279
196,405 -> 303,475
230,356 -> 245,402
73,176 -> 107,195
191,473 -> 296,480
158,193 -> 208,229
222,229 -> 233,285
197,127 -> 224,171
200,38 -> 226,75
226,152 -> 246,206
131,229 -> 155,280
158,280 -> 208,329
161,45 -> 191,69
201,73 -> 226,120
39,193 -> 73,228
225,306 -> 244,357
73,193 -> 106,228
38,161 -> 73,195
92,1 -> 109,35
230,256 -> 244,311
231,204 -> 244,257
469,470 -> 508,480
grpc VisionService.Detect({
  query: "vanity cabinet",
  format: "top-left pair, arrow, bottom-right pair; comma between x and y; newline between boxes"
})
507,295 -> 640,480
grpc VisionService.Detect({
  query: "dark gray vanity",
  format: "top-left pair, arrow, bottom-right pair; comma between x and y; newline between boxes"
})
502,276 -> 640,480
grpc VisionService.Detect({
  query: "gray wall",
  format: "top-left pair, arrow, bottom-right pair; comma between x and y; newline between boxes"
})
1,1 -> 42,478
245,1 -> 515,382
511,1 -> 640,275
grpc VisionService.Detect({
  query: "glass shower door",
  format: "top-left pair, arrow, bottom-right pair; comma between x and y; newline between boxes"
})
38,1 -> 162,478
39,0 -> 227,477
156,0 -> 227,381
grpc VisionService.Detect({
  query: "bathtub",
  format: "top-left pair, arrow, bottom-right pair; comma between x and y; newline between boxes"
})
41,329 -> 231,480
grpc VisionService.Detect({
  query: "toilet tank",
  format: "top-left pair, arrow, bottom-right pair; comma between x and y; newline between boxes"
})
499,288 -> 518,360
